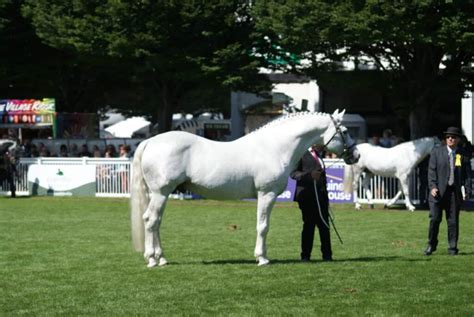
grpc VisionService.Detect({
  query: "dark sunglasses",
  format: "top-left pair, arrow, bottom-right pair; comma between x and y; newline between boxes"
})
445,135 -> 458,140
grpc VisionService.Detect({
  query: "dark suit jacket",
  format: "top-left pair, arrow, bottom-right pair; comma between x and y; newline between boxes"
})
290,151 -> 328,203
428,145 -> 471,204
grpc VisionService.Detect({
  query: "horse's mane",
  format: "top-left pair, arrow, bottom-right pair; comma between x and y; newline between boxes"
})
250,111 -> 329,134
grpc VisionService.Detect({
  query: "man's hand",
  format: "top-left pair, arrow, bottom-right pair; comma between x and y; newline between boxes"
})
431,187 -> 439,198
311,169 -> 322,181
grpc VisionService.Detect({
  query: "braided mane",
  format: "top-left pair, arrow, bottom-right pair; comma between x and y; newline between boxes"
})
252,111 -> 329,133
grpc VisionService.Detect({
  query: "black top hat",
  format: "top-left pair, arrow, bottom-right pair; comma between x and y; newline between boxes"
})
443,127 -> 463,136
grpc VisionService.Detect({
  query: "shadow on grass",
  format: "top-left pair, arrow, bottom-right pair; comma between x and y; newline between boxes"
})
0,196 -> 31,199
199,255 -> 430,265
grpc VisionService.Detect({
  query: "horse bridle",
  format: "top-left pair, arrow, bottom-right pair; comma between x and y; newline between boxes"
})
325,115 -> 357,160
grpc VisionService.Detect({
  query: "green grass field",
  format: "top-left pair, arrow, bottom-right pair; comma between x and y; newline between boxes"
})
1,197 -> 474,316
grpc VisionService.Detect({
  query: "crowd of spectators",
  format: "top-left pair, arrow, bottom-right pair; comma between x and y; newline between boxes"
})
369,129 -> 404,148
17,141 -> 133,159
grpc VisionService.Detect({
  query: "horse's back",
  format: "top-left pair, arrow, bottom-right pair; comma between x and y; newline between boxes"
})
357,144 -> 405,175
139,131 -> 255,196
357,140 -> 431,177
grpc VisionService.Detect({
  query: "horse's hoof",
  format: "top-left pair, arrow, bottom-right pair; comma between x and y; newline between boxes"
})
408,207 -> 415,212
370,204 -> 374,209
257,257 -> 270,266
158,257 -> 168,266
147,258 -> 158,268
355,204 -> 361,210
383,204 -> 388,209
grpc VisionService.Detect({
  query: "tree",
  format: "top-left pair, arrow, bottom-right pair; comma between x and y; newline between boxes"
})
0,0 -> 127,117
253,0 -> 474,138
23,0 -> 269,132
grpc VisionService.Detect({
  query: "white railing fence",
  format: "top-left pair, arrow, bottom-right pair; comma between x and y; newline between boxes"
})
0,157 -> 431,206
356,169 -> 422,205
1,157 -> 132,198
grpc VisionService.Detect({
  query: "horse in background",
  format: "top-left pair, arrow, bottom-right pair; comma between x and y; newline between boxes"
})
0,139 -> 16,155
343,137 -> 439,211
130,109 -> 360,268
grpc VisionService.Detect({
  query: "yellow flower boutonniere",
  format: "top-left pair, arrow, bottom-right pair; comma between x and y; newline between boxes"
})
455,154 -> 462,167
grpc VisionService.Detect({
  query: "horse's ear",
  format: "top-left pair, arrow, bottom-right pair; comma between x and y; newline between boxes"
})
332,109 -> 346,121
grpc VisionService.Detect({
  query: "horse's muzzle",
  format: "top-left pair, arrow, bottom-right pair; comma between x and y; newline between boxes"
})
342,147 -> 360,165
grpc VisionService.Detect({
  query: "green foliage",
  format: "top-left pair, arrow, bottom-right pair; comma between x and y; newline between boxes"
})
2,197 -> 474,315
253,0 -> 474,137
22,1 -> 269,131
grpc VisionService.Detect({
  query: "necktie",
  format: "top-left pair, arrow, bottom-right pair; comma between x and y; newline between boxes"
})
310,149 -> 321,167
448,151 -> 454,186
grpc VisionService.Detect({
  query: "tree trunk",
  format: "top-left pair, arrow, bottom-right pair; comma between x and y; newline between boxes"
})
154,80 -> 178,134
156,99 -> 173,133
409,103 -> 433,139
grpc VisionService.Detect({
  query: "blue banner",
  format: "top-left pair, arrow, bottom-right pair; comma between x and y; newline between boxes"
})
276,162 -> 353,203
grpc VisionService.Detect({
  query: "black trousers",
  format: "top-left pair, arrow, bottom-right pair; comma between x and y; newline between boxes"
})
427,186 -> 459,252
0,169 -> 16,198
297,194 -> 332,260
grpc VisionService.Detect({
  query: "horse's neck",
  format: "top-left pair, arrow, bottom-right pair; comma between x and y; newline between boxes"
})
413,138 -> 434,163
254,114 -> 330,168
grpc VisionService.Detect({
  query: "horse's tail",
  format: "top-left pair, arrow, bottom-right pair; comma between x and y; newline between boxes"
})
343,164 -> 354,194
130,140 -> 150,252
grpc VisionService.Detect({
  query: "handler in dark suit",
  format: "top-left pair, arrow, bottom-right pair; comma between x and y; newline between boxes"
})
0,142 -> 17,198
290,145 -> 332,262
424,127 -> 471,256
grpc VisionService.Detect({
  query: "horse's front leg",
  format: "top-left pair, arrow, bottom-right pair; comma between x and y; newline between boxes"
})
362,173 -> 375,209
398,175 -> 415,211
143,193 -> 169,268
254,191 -> 277,266
353,171 -> 362,210
384,190 -> 402,208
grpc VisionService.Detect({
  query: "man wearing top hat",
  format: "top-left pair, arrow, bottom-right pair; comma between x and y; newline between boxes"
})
424,127 -> 471,256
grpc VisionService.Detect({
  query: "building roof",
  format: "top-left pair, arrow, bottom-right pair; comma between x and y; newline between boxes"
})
104,117 -> 150,138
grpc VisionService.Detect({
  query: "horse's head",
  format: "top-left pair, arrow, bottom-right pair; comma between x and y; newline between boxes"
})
323,109 -> 360,165
0,140 -> 16,156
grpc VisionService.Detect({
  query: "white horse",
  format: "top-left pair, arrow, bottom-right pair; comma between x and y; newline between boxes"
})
343,137 -> 439,211
130,109 -> 360,267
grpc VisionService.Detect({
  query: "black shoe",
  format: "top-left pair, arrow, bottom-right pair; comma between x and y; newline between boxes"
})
301,257 -> 311,263
448,249 -> 458,256
322,256 -> 333,262
424,245 -> 436,256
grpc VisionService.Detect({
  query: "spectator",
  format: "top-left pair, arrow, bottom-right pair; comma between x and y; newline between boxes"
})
58,144 -> 69,157
79,144 -> 92,157
19,139 -> 32,157
459,135 -> 473,158
30,144 -> 39,157
92,145 -> 102,158
120,145 -> 131,158
0,147 -> 18,198
69,143 -> 79,157
369,134 -> 381,146
379,129 -> 394,148
39,145 -> 50,157
424,127 -> 471,256
105,144 -> 117,158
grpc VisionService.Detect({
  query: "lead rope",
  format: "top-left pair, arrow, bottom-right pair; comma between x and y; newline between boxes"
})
313,179 -> 344,245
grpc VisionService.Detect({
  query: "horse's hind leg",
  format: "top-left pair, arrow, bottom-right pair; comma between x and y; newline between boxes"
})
254,191 -> 277,266
398,176 -> 415,211
143,192 -> 169,268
